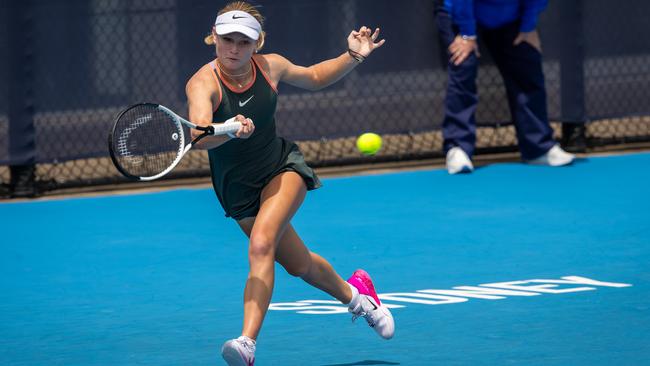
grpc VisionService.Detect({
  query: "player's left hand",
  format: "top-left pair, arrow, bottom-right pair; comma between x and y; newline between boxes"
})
348,26 -> 385,58
513,30 -> 542,53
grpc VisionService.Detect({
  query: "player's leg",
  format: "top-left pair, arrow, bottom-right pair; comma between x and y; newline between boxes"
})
235,187 -> 352,311
274,223 -> 395,339
240,171 -> 307,340
275,223 -> 352,303
222,171 -> 306,366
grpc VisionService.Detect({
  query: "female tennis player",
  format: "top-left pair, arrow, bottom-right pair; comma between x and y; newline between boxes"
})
185,2 -> 392,364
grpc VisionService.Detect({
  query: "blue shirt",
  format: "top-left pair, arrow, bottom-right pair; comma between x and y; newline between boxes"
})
443,0 -> 548,36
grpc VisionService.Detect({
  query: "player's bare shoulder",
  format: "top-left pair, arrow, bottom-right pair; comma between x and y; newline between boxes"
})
254,53 -> 290,84
186,64 -> 215,91
186,63 -> 219,101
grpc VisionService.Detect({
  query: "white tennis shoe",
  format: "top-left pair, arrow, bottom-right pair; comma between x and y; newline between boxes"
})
347,269 -> 395,339
221,336 -> 256,366
446,146 -> 474,174
526,144 -> 575,166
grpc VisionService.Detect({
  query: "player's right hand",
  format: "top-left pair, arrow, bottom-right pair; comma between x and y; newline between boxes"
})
233,114 -> 255,139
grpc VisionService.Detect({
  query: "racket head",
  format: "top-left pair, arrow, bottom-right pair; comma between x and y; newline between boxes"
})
108,103 -> 187,181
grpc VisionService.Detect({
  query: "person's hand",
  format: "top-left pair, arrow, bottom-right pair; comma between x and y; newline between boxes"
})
348,26 -> 385,58
233,114 -> 254,139
449,35 -> 480,66
513,30 -> 542,52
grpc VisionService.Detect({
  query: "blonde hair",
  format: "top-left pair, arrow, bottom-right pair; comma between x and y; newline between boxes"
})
204,1 -> 266,52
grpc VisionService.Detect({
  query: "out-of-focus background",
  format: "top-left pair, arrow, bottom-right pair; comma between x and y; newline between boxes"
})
1,0 -> 649,198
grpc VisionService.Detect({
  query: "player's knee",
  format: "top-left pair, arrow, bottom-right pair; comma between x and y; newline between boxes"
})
248,233 -> 275,259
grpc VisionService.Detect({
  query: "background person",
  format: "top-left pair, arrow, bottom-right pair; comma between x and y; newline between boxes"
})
435,0 -> 575,174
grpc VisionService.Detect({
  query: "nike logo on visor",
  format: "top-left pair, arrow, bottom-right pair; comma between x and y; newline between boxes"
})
232,15 -> 247,19
239,95 -> 254,107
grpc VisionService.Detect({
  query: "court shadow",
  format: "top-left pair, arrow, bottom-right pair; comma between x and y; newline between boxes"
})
320,361 -> 400,366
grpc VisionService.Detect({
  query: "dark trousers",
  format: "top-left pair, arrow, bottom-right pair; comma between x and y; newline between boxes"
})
435,8 -> 555,160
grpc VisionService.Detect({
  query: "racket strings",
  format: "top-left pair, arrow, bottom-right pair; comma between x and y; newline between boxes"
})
112,105 -> 184,178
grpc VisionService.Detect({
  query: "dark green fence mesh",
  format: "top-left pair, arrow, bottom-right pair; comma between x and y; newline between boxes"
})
1,0 -> 649,197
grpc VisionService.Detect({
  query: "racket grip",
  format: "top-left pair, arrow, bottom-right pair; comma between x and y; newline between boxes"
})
212,118 -> 242,137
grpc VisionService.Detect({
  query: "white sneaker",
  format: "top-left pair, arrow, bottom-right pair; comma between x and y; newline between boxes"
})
446,147 -> 474,174
347,269 -> 395,339
221,336 -> 256,366
526,144 -> 575,166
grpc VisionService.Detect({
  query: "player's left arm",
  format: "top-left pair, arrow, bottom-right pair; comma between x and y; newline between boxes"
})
266,26 -> 385,91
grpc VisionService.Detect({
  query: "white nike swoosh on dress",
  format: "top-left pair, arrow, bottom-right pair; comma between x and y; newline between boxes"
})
239,95 -> 254,107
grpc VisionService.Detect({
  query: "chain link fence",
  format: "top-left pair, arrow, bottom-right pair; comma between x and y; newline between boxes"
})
0,0 -> 9,195
1,0 -> 649,197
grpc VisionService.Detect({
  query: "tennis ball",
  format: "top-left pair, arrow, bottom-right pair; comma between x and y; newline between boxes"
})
356,132 -> 382,155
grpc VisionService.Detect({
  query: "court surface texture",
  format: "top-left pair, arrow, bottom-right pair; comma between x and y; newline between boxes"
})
1,152 -> 649,365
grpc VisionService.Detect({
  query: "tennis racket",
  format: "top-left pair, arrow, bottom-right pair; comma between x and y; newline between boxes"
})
108,103 -> 241,181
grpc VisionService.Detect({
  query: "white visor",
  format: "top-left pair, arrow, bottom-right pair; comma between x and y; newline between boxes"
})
214,10 -> 261,41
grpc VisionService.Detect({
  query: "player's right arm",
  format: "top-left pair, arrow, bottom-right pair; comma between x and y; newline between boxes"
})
186,66 -> 254,150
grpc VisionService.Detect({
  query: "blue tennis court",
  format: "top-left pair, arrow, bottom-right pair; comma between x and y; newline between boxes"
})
1,152 -> 649,365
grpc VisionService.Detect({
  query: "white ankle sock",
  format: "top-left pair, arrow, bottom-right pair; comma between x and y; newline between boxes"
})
238,335 -> 256,345
347,282 -> 359,305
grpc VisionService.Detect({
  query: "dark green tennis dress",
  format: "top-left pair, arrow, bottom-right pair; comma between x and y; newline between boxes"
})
208,58 -> 321,220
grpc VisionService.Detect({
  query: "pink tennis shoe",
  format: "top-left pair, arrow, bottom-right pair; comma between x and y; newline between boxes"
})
346,269 -> 395,339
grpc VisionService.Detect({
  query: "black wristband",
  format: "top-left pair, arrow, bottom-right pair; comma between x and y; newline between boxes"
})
348,49 -> 365,63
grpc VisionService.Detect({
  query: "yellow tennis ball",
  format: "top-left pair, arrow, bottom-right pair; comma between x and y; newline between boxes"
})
356,132 -> 382,155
